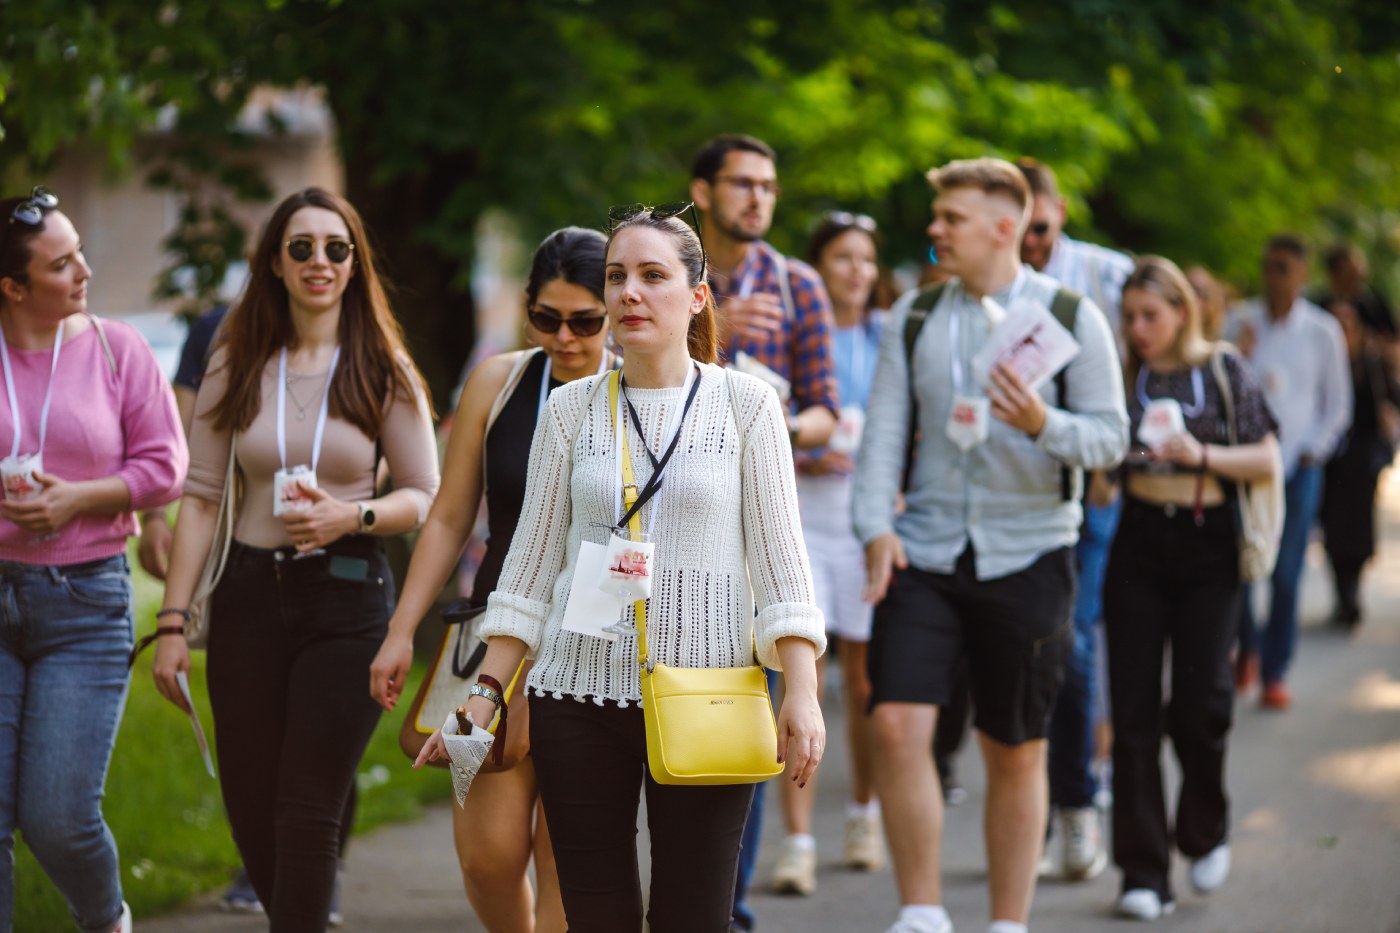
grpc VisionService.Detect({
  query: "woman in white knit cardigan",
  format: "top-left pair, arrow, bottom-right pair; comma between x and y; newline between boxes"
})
422,205 -> 826,932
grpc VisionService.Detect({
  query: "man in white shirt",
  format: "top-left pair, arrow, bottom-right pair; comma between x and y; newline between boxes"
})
854,157 -> 1127,933
1231,234 -> 1351,710
1016,157 -> 1135,882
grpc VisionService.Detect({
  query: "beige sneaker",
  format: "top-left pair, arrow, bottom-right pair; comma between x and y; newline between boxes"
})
843,812 -> 885,871
770,837 -> 818,895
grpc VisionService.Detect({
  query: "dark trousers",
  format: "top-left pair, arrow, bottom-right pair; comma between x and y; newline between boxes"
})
531,694 -> 755,933
207,538 -> 391,933
1104,499 -> 1239,900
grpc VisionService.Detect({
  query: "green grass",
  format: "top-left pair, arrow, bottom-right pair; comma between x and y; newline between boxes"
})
13,545 -> 451,930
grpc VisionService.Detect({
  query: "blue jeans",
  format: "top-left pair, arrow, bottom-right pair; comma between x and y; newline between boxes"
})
0,555 -> 133,933
731,667 -> 780,931
1049,499 -> 1118,809
1243,463 -> 1324,684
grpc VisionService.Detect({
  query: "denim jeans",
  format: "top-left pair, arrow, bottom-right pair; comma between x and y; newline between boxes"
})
0,554 -> 133,933
1049,499 -> 1119,809
1241,464 -> 1324,684
731,667 -> 780,931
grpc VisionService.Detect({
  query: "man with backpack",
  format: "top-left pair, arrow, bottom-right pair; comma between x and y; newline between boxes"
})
853,158 -> 1127,933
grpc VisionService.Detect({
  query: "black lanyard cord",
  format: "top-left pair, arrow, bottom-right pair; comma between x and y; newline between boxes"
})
617,367 -> 703,530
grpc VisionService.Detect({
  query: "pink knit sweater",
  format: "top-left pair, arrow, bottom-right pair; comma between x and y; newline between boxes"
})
0,317 -> 188,565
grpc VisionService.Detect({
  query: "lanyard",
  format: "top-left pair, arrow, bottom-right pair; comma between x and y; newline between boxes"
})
1136,366 -> 1205,418
0,317 -> 65,459
614,364 -> 701,535
536,350 -> 613,424
842,324 -> 867,394
949,276 -> 1027,394
277,346 -> 341,473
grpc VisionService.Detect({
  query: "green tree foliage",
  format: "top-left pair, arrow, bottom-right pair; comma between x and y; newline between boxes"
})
4,0 -> 1400,402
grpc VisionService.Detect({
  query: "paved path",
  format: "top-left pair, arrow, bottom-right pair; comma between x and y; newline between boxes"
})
144,476 -> 1400,932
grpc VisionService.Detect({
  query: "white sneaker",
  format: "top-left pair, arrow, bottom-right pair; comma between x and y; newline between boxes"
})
1189,844 -> 1231,894
1059,806 -> 1107,881
883,913 -> 954,933
770,837 -> 817,895
1115,889 -> 1175,921
114,901 -> 132,933
843,812 -> 886,870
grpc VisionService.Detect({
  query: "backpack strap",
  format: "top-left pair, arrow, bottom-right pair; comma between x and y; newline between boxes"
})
1048,287 -> 1081,501
86,312 -> 118,375
900,283 -> 947,492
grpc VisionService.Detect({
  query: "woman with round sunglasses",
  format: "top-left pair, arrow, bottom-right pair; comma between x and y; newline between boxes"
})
370,227 -> 614,933
1105,257 -> 1278,920
419,204 -> 825,932
0,188 -> 187,933
770,211 -> 888,894
152,188 -> 439,932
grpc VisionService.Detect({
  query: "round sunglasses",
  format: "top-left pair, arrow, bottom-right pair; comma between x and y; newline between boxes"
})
285,236 -> 355,264
527,308 -> 607,337
9,186 -> 58,227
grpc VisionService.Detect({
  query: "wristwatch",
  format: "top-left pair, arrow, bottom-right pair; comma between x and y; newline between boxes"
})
357,501 -> 377,532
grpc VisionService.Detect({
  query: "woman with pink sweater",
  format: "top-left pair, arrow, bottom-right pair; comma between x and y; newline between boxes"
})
0,187 -> 188,933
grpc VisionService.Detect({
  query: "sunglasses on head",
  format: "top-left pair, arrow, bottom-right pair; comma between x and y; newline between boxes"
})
285,236 -> 355,264
825,210 -> 878,234
8,187 -> 58,227
1027,221 -> 1052,237
527,308 -> 607,337
607,200 -> 707,271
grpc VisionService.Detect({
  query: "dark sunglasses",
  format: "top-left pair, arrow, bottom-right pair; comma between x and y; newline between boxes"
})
825,210 -> 878,234
526,308 -> 607,337
607,201 -> 707,270
285,236 -> 355,264
8,186 -> 58,226
1027,221 -> 1052,237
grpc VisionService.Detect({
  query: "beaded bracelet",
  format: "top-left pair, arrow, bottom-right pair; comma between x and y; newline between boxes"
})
156,608 -> 192,622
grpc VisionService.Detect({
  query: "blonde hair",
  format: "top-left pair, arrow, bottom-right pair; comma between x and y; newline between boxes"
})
926,158 -> 1033,235
1121,256 -> 1214,386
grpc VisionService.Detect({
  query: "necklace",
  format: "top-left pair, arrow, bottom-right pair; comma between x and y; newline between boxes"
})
285,370 -> 327,422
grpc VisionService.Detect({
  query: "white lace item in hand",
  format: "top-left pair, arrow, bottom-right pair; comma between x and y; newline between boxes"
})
440,710 -> 495,807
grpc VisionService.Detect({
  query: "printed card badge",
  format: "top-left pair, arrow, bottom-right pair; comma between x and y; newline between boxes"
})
828,406 -> 866,455
0,453 -> 43,502
1137,398 -> 1187,448
601,530 -> 654,602
272,465 -> 316,516
945,395 -> 990,451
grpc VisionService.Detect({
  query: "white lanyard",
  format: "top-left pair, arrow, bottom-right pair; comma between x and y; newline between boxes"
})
277,346 -> 341,473
536,350 -> 612,424
844,324 -> 866,390
614,363 -> 697,538
1136,366 -> 1205,418
0,317 -> 65,459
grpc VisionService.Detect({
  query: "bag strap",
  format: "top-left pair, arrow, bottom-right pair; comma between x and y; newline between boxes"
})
86,312 -> 118,375
1048,287 -> 1081,501
608,370 -> 653,674
900,283 -> 947,491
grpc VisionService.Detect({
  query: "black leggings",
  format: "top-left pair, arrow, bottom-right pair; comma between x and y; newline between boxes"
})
207,538 -> 392,933
529,694 -> 755,933
1103,498 -> 1240,901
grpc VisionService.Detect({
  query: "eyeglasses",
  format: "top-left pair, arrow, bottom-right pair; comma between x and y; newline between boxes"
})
285,236 -> 355,264
526,308 -> 608,337
607,201 -> 707,272
714,175 -> 781,198
1026,221 -> 1052,237
8,187 -> 58,226
824,211 -> 878,233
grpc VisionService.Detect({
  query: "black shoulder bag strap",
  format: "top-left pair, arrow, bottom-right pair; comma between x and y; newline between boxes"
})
1047,287 -> 1081,501
900,283 -> 947,491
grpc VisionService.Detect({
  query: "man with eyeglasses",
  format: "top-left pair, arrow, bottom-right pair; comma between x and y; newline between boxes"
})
1229,234 -> 1350,710
689,133 -> 838,933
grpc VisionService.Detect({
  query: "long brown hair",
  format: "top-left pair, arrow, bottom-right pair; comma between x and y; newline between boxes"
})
1121,255 -> 1213,388
209,188 -> 430,435
605,212 -> 717,364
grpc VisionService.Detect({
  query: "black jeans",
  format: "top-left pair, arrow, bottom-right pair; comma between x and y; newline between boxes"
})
207,537 -> 391,933
530,694 -> 755,933
1103,498 -> 1240,900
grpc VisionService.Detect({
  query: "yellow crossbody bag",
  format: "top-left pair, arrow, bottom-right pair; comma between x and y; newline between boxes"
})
609,369 -> 785,786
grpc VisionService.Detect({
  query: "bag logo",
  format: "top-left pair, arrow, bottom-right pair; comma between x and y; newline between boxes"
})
710,699 -> 734,705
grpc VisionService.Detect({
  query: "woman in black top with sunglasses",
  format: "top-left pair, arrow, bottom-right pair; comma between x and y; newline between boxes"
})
371,227 -> 613,933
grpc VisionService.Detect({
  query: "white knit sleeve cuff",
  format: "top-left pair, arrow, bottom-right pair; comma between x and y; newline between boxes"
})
755,603 -> 828,671
479,591 -> 549,656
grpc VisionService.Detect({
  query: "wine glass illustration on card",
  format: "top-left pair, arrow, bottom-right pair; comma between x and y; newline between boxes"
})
600,527 -> 654,637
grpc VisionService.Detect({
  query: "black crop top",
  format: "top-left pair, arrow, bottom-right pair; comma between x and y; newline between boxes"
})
471,352 -> 562,604
1124,352 -> 1279,476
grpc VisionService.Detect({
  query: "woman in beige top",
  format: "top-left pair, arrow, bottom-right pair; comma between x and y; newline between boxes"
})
151,188 -> 440,932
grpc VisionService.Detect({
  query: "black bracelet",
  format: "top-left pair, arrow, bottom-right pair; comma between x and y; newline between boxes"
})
156,608 -> 192,622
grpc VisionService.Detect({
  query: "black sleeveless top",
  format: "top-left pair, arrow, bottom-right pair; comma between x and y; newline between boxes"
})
470,351 -> 562,605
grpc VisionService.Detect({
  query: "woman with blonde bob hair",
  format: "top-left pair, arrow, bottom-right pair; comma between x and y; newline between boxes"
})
420,204 -> 826,932
153,188 -> 440,932
1104,256 -> 1279,921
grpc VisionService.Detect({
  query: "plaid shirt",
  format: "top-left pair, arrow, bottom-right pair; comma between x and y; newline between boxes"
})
711,240 -> 839,415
